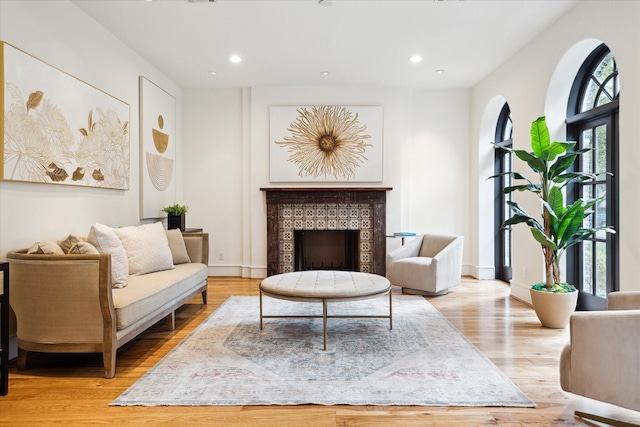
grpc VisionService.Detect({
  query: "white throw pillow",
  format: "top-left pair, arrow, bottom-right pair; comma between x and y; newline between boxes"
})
165,229 -> 191,264
88,223 -> 129,288
114,222 -> 174,275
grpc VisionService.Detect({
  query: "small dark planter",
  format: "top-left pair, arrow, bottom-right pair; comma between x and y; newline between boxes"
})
167,214 -> 186,231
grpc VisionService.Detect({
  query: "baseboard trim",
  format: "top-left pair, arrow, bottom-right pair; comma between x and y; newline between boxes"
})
465,265 -> 495,280
208,265 -> 266,278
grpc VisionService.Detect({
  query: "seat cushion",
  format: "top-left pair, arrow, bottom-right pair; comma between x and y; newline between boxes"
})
260,270 -> 390,299
112,263 -> 207,330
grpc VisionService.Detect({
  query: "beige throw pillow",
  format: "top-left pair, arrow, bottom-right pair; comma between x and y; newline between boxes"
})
27,241 -> 64,255
88,223 -> 129,288
165,229 -> 191,264
68,241 -> 100,255
57,234 -> 87,253
114,222 -> 174,275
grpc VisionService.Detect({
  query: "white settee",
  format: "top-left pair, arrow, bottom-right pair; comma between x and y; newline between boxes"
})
7,222 -> 209,379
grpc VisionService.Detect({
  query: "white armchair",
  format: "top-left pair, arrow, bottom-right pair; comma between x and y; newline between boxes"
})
386,234 -> 464,296
560,291 -> 640,425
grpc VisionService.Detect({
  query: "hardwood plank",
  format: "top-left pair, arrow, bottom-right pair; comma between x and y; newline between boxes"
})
1,277 -> 639,426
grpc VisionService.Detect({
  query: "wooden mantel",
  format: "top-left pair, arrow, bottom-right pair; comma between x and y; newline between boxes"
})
261,187 -> 392,276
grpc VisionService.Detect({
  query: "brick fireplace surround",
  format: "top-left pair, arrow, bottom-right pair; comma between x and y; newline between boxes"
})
261,188 -> 392,277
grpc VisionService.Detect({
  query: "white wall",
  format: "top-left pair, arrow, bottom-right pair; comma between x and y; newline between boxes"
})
178,86 -> 473,277
0,0 -> 182,258
181,88 -> 244,275
471,0 -> 640,302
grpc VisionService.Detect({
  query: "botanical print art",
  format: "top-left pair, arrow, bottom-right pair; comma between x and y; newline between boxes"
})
270,106 -> 383,182
1,42 -> 130,189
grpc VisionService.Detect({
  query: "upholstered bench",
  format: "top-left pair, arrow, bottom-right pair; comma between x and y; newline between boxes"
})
259,270 -> 392,350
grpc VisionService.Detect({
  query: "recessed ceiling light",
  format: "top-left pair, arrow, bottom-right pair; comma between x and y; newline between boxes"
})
435,69 -> 445,75
321,71 -> 330,76
229,55 -> 242,63
209,71 -> 216,75
409,55 -> 423,63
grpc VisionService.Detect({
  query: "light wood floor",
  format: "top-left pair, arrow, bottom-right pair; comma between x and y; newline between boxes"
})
2,277 -> 639,426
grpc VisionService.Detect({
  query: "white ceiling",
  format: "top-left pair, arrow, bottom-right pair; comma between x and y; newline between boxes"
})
72,0 -> 578,90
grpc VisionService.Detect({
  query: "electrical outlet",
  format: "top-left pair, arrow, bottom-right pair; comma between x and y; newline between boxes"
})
522,266 -> 527,278
219,252 -> 225,261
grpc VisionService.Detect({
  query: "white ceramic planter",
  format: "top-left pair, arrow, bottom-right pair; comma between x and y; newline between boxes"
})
529,288 -> 579,329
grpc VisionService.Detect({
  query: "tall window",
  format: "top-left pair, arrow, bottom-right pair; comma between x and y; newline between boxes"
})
494,103 -> 513,282
567,44 -> 619,311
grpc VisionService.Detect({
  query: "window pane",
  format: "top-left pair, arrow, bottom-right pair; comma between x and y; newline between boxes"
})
504,229 -> 511,267
503,118 -> 513,141
581,79 -> 598,112
595,242 -> 607,297
596,91 -> 610,107
582,185 -> 594,229
583,241 -> 593,294
595,124 -> 607,174
595,52 -> 614,81
581,129 -> 592,174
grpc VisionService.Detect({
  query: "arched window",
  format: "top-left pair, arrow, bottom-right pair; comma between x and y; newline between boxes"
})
566,44 -> 619,310
494,103 -> 513,282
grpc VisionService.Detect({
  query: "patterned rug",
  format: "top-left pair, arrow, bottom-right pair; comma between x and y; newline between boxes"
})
111,295 -> 534,407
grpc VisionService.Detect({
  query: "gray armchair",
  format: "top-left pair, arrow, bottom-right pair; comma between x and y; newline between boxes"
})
560,291 -> 640,425
386,233 -> 464,296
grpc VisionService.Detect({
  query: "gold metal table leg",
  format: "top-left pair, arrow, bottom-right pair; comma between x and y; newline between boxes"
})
259,291 -> 263,330
323,299 -> 327,350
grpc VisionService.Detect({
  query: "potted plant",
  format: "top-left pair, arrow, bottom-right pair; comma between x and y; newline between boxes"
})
491,116 -> 614,328
162,203 -> 188,231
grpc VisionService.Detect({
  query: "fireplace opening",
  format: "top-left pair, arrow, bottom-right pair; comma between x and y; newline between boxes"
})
294,230 -> 359,271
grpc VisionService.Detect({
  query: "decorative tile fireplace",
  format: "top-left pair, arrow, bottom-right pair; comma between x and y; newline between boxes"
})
261,188 -> 391,277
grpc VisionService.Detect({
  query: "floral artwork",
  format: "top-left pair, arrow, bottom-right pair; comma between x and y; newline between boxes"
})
1,42 -> 130,189
139,76 -> 176,219
270,106 -> 383,182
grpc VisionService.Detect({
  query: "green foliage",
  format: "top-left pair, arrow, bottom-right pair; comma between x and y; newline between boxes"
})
531,282 -> 576,293
489,116 -> 615,291
162,203 -> 188,216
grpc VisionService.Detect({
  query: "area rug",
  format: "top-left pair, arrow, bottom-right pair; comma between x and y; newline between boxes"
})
111,295 -> 534,407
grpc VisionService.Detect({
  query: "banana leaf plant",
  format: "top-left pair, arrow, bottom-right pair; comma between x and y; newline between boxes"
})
490,116 -> 615,291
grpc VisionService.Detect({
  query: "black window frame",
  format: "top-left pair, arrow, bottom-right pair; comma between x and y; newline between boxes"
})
566,43 -> 619,311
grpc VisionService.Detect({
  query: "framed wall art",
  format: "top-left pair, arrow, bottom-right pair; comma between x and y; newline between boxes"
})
1,42 -> 130,189
269,105 -> 383,183
139,76 -> 176,219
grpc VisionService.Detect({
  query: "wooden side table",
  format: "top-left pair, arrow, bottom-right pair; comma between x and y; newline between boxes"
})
0,262 -> 9,396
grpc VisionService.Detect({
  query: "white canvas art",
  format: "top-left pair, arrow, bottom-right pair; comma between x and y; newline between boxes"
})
1,42 -> 130,189
270,106 -> 383,182
140,76 -> 176,219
